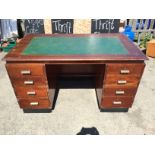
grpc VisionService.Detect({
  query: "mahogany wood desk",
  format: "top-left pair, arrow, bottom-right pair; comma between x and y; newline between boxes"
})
4,34 -> 147,113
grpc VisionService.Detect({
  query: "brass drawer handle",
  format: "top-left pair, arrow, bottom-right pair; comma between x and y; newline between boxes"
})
21,70 -> 31,75
27,91 -> 36,95
24,80 -> 34,85
117,80 -> 127,84
113,101 -> 122,105
120,69 -> 130,74
115,90 -> 125,95
30,102 -> 39,106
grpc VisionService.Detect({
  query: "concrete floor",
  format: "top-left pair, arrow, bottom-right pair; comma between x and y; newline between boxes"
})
0,52 -> 155,135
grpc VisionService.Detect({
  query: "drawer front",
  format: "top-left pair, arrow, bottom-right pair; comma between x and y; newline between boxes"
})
18,99 -> 51,109
6,63 -> 45,78
104,75 -> 140,87
106,63 -> 145,77
100,96 -> 134,108
11,77 -> 47,88
14,86 -> 48,98
103,87 -> 137,97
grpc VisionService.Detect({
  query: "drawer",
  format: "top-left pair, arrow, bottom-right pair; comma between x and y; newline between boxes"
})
103,87 -> 137,97
6,63 -> 45,78
106,63 -> 145,77
11,77 -> 47,88
104,75 -> 140,87
100,96 -> 134,108
14,86 -> 48,98
18,99 -> 51,109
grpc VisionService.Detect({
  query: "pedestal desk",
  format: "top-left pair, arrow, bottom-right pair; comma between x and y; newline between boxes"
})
4,34 -> 147,113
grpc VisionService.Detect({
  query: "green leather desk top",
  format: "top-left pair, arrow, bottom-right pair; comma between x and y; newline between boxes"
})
22,36 -> 129,55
